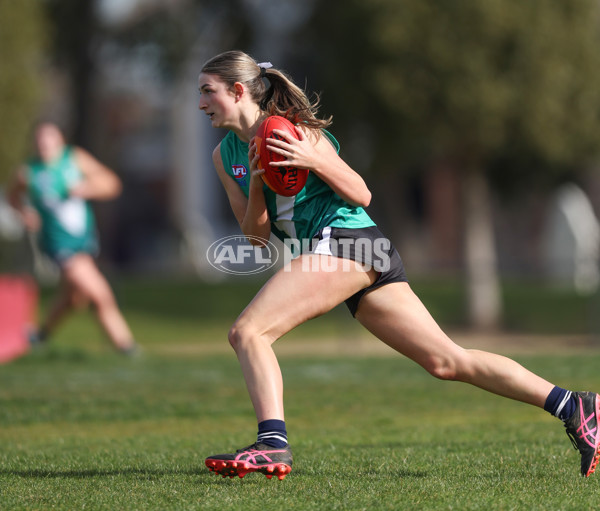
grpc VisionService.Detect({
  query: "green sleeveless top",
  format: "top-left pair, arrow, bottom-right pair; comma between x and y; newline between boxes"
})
26,146 -> 98,261
219,130 -> 375,244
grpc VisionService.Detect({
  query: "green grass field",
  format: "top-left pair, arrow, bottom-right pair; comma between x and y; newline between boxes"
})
1,276 -> 600,510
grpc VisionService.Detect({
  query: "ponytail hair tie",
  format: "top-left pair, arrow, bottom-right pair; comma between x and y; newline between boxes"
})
258,61 -> 273,78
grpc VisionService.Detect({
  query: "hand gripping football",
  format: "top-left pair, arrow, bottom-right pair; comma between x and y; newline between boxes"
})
255,116 -> 309,196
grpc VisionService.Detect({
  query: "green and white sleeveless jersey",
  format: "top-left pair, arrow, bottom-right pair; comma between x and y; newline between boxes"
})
26,146 -> 98,261
219,130 -> 375,244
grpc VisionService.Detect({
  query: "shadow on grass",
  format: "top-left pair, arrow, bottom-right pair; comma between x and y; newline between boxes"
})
293,467 -> 429,479
2,467 -> 203,479
3,466 -> 430,480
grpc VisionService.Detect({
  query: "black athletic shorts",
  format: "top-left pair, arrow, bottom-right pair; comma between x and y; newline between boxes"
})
310,225 -> 408,317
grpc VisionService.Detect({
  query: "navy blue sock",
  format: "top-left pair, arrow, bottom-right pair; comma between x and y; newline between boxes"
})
544,386 -> 576,422
257,419 -> 288,448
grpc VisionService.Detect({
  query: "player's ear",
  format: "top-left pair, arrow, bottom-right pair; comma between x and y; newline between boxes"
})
233,82 -> 244,101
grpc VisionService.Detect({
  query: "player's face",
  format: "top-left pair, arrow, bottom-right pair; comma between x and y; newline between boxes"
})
35,124 -> 65,163
198,73 -> 237,129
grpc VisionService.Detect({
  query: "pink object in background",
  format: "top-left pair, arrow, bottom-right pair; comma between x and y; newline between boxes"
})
0,275 -> 38,363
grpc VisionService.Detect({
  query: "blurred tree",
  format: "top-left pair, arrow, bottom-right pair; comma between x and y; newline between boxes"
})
310,0 -> 600,329
42,0 -> 242,148
0,0 -> 46,183
101,0 -> 252,82
45,0 -> 97,146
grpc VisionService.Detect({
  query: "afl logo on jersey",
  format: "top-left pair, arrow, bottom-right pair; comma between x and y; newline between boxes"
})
232,165 -> 247,179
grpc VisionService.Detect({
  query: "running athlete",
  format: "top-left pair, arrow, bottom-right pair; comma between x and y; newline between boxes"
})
199,50 -> 599,480
7,122 -> 137,355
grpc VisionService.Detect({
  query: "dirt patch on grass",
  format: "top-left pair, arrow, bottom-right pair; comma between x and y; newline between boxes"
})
152,331 -> 600,358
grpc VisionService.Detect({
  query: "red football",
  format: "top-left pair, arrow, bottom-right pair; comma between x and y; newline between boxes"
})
255,115 -> 309,196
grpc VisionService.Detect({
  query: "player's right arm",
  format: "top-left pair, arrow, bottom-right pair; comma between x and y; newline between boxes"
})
6,167 -> 41,231
212,143 -> 271,245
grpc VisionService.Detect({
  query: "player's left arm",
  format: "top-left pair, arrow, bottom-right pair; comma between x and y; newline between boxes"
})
70,147 -> 123,201
266,127 -> 372,208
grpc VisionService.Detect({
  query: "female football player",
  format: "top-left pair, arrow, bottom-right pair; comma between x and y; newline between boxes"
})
7,122 -> 137,355
199,50 -> 599,480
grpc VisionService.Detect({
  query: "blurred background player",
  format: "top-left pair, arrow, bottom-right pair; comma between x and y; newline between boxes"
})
7,122 -> 137,355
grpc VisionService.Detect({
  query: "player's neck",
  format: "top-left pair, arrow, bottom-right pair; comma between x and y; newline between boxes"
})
235,108 -> 266,142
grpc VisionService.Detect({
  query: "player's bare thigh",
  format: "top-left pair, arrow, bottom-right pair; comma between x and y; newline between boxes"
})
234,253 -> 377,342
355,281 -> 465,366
61,253 -> 114,303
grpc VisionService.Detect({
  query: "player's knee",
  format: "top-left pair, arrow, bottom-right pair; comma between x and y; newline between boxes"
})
228,318 -> 273,352
228,320 -> 257,352
426,350 -> 477,382
423,355 -> 459,381
89,287 -> 117,311
227,323 -> 239,350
